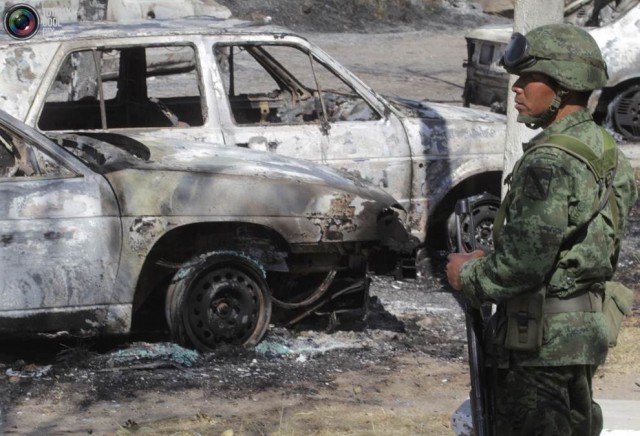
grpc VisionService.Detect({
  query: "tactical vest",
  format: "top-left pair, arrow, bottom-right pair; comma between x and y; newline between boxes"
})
496,129 -> 619,236
494,129 -> 619,351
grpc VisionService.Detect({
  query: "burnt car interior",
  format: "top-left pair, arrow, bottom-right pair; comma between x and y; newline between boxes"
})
48,131 -> 152,173
0,127 -> 73,178
38,45 -> 205,131
214,43 -> 381,126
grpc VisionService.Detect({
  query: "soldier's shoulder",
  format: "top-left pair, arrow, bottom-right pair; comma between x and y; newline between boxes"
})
520,145 -> 569,170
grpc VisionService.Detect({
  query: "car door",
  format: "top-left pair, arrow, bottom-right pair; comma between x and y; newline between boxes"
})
209,38 -> 413,209
0,115 -> 122,333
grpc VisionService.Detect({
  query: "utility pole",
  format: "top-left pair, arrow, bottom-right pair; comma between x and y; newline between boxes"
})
502,0 -> 564,192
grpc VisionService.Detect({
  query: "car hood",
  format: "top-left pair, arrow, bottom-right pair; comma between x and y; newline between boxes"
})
387,97 -> 508,157
54,132 -> 388,196
389,97 -> 507,123
464,24 -> 512,43
52,132 -> 416,249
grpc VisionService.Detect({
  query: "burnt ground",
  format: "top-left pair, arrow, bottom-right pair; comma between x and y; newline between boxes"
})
0,268 -> 466,402
0,2 -> 639,435
0,269 -> 474,435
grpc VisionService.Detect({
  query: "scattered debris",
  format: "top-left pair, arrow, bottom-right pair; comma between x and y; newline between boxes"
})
107,342 -> 200,368
5,364 -> 52,380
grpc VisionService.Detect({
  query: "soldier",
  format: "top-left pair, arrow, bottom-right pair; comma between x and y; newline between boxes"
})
446,23 -> 637,435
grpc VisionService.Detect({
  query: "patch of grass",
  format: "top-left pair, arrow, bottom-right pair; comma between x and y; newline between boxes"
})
110,401 -> 454,435
601,316 -> 640,375
267,402 -> 452,436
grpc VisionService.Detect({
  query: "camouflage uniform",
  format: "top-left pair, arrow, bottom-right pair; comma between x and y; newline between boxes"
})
458,24 -> 638,436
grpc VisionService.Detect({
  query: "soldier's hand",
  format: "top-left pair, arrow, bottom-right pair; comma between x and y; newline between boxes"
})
446,249 -> 485,291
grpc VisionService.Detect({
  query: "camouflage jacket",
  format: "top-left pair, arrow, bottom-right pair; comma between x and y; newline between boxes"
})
460,109 -> 637,366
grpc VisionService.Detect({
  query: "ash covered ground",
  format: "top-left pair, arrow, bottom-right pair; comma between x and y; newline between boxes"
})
0,268 -> 474,434
0,270 -> 467,406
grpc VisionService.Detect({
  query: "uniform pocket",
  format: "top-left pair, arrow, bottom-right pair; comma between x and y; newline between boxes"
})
603,281 -> 634,347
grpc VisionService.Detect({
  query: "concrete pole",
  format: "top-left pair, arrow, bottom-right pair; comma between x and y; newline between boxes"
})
502,0 -> 564,193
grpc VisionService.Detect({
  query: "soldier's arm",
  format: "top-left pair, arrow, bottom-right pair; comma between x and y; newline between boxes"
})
460,149 -> 572,304
613,151 -> 638,233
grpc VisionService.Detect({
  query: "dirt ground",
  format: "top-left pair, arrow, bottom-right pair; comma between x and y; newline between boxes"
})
1,2 -> 639,435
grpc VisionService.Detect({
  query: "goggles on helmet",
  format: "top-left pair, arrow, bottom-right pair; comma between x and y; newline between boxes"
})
499,32 -> 536,71
499,31 -> 608,75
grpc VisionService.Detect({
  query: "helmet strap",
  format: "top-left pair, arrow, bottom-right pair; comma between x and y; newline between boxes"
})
518,88 -> 569,129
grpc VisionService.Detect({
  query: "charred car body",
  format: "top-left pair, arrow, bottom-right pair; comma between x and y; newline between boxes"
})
463,1 -> 640,142
0,109 -> 413,350
0,16 -> 508,255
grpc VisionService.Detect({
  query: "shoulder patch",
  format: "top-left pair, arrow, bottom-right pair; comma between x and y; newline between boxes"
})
523,166 -> 553,200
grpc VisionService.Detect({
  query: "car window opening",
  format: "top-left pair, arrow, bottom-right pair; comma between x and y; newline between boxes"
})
38,45 -> 205,131
214,43 -> 381,127
0,128 -> 73,178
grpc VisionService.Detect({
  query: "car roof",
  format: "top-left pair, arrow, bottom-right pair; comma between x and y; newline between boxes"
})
0,16 -> 302,46
464,24 -> 512,43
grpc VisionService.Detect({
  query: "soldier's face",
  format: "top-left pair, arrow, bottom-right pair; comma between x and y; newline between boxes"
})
512,73 -> 557,117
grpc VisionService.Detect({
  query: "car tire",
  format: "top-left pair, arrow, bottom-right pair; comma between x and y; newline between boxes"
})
165,253 -> 272,351
612,84 -> 640,141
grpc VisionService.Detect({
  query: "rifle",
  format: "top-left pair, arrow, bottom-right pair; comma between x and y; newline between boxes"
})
454,194 -> 496,436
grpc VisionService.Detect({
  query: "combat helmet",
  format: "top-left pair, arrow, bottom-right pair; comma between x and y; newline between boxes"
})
500,23 -> 608,127
500,23 -> 608,91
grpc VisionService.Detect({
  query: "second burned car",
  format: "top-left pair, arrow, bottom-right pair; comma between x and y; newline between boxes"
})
1,16 -> 508,255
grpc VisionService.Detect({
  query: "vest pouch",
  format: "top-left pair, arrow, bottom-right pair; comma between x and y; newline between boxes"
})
603,281 -> 634,347
504,289 -> 545,351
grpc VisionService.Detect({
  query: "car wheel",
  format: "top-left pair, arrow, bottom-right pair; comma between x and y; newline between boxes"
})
166,253 -> 272,351
447,194 -> 500,253
612,84 -> 640,141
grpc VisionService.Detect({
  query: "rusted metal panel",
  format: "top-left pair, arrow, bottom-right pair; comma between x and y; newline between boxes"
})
0,304 -> 131,335
101,146 -> 396,245
395,101 -> 508,156
389,99 -> 509,232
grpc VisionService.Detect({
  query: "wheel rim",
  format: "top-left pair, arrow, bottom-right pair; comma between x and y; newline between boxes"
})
184,265 -> 267,348
613,86 -> 640,141
448,200 -> 499,253
465,203 -> 496,252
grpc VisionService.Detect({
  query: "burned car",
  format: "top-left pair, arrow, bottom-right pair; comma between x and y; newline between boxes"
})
463,1 -> 640,142
0,16 -> 507,255
0,109 -> 413,350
